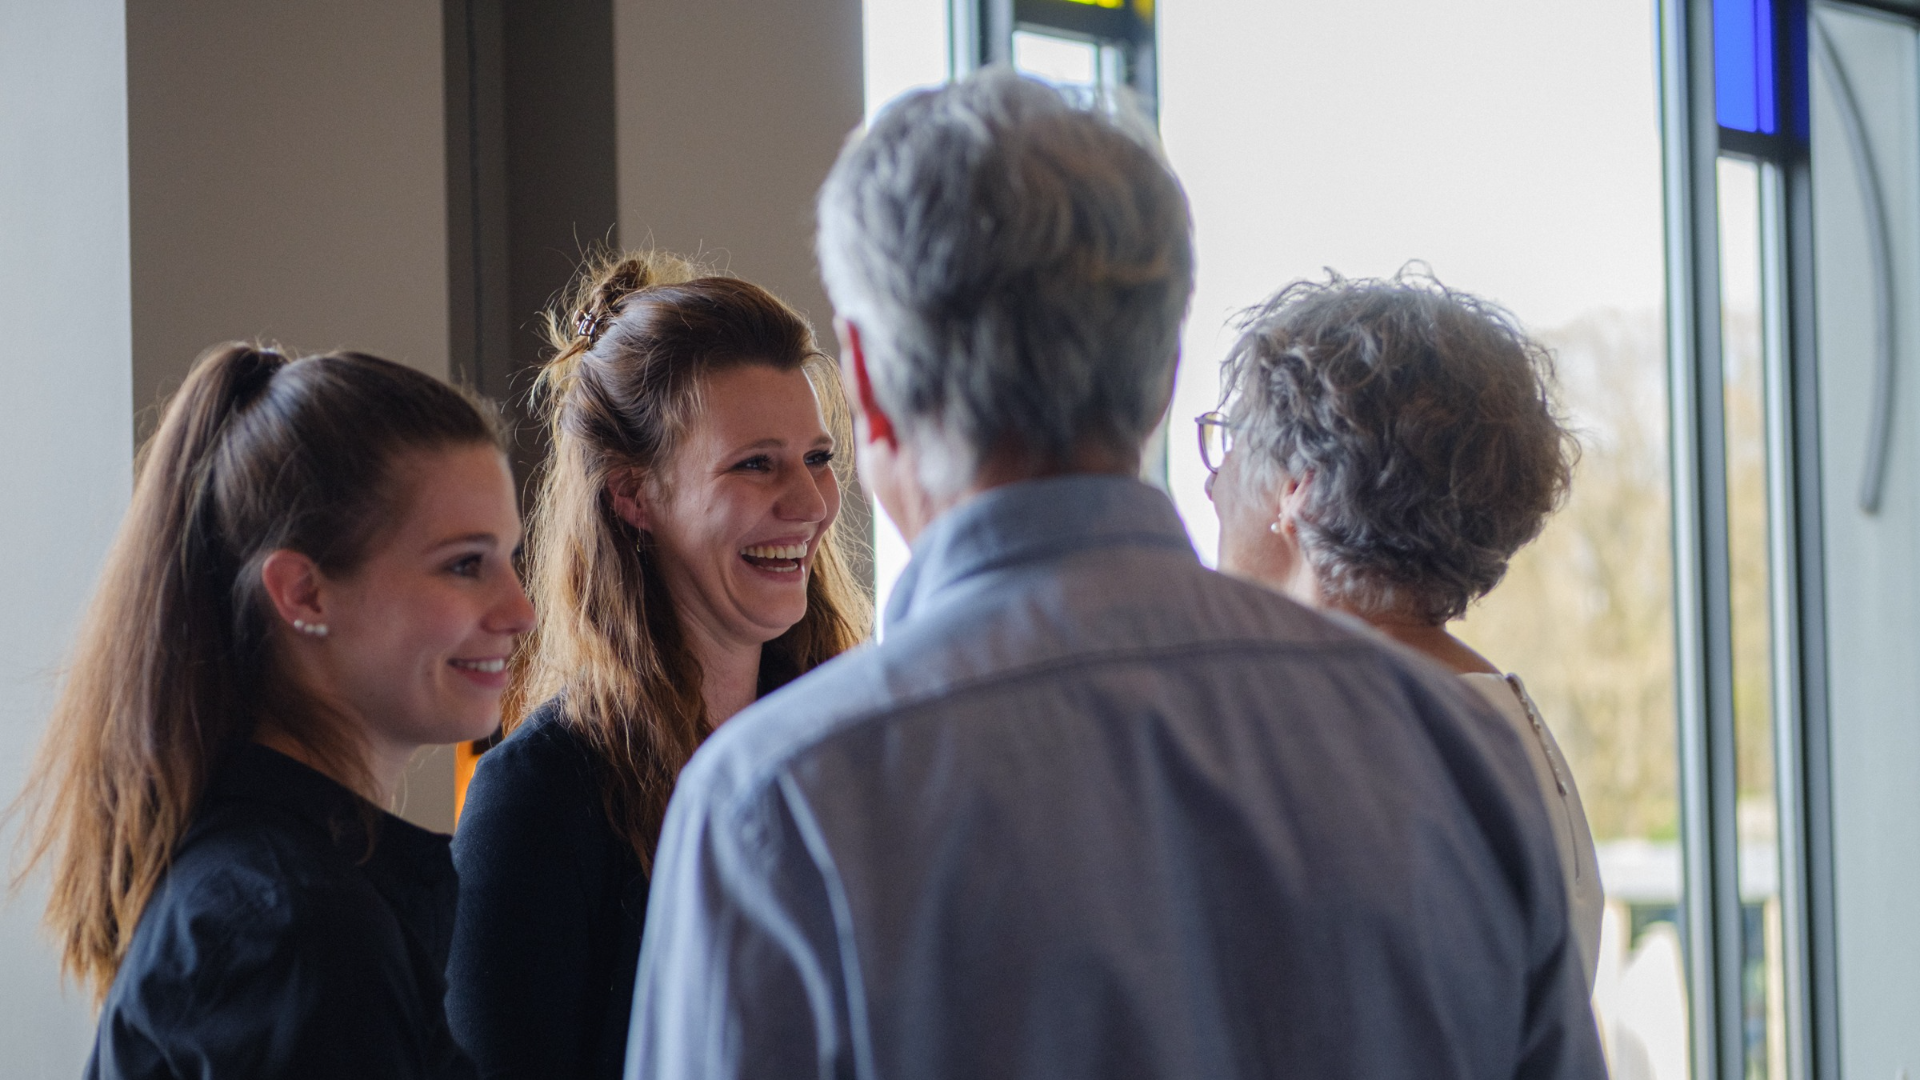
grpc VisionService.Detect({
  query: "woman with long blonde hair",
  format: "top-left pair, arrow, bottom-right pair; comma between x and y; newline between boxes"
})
20,343 -> 532,1078
446,251 -> 868,1079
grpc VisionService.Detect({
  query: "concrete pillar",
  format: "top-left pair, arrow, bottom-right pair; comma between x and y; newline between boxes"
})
126,0 -> 453,410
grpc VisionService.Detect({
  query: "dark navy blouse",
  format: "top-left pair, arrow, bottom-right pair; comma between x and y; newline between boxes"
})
447,701 -> 649,1080
88,743 -> 472,1079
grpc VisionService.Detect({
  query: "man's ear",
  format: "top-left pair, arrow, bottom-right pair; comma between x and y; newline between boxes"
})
606,467 -> 650,533
260,549 -> 326,632
835,317 -> 896,449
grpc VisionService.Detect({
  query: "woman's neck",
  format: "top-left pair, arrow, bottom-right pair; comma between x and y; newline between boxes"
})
1335,606 -> 1501,677
252,722 -> 410,806
680,620 -> 764,728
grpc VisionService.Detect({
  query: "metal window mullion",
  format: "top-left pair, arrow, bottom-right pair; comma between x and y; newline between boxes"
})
1761,6 -> 1841,1073
1660,3 -> 1749,1079
951,0 -> 980,78
972,0 -> 1013,68
1760,158 -> 1816,1080
1779,69 -> 1841,1080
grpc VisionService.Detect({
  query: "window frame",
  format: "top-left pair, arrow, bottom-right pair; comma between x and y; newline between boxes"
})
1659,2 -> 1837,1077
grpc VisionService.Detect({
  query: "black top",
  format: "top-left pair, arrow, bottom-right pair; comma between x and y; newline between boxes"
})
87,743 -> 473,1080
447,699 -> 650,1080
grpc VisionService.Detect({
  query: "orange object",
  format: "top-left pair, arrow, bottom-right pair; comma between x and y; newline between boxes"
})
454,739 -> 485,827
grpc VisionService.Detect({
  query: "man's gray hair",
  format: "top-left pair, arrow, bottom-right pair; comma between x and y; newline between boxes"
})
816,69 -> 1194,496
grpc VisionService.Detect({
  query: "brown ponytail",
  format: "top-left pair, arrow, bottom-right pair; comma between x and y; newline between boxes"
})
15,343 -> 501,1001
508,250 -> 870,870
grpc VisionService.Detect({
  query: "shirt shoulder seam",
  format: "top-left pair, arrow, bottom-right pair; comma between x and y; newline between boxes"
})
717,633 -> 1393,821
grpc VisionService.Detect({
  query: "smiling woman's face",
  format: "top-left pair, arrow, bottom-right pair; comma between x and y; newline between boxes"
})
313,444 -> 534,760
644,364 -> 841,652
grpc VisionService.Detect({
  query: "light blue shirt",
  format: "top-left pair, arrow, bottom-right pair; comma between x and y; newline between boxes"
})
626,476 -> 1603,1080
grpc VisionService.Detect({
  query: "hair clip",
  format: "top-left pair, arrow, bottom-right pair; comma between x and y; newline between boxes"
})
576,307 -> 612,347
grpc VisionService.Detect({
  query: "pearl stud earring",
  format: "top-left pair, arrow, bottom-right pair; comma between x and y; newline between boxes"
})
292,618 -> 330,638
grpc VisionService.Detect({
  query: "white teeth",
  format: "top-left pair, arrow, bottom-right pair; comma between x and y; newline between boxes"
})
740,543 -> 808,560
452,658 -> 506,674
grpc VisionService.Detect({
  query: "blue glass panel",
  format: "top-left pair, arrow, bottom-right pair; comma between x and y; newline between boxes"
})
1716,0 -> 1778,134
1715,0 -> 1759,131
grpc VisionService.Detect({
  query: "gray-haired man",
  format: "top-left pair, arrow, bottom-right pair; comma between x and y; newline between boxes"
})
625,70 -> 1604,1080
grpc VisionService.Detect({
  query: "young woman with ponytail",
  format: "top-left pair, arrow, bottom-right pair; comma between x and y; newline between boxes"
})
19,344 -> 533,1078
445,252 -> 868,1079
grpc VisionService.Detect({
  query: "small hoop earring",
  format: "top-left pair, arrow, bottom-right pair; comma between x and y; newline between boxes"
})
292,618 -> 330,638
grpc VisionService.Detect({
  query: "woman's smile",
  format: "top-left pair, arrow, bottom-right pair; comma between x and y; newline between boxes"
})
448,656 -> 512,687
738,534 -> 819,576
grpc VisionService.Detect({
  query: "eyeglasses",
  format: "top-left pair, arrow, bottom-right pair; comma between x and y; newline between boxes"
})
1196,411 -> 1235,475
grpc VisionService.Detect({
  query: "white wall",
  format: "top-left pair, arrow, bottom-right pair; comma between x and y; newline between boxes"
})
0,0 -> 135,1071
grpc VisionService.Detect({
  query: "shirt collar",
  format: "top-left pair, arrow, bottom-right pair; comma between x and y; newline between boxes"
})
884,474 -> 1196,633
207,742 -> 452,883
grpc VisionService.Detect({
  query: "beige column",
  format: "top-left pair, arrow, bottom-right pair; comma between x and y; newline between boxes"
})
127,1 -> 453,409
612,0 -> 865,357
126,0 -> 459,830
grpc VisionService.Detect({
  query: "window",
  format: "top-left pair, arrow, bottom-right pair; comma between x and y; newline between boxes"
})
861,0 -> 950,626
1157,9 -> 1683,1069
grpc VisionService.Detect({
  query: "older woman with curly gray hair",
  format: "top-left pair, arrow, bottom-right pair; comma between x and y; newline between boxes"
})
1204,269 -> 1603,990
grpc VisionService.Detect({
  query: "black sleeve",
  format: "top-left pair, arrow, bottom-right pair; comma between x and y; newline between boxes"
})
93,878 -> 460,1080
448,729 -> 605,1079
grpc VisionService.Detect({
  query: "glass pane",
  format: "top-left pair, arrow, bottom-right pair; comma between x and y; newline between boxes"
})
860,0 -> 950,627
1717,0 -> 1780,134
1159,5 -> 1683,1074
1716,155 -> 1784,1080
861,0 -> 947,122
1013,30 -> 1099,89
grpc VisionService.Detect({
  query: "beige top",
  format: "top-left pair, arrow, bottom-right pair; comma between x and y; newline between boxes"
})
1460,672 -> 1603,992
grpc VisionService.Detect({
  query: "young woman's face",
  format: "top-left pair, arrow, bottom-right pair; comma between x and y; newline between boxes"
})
644,364 -> 842,652
316,444 -> 533,761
